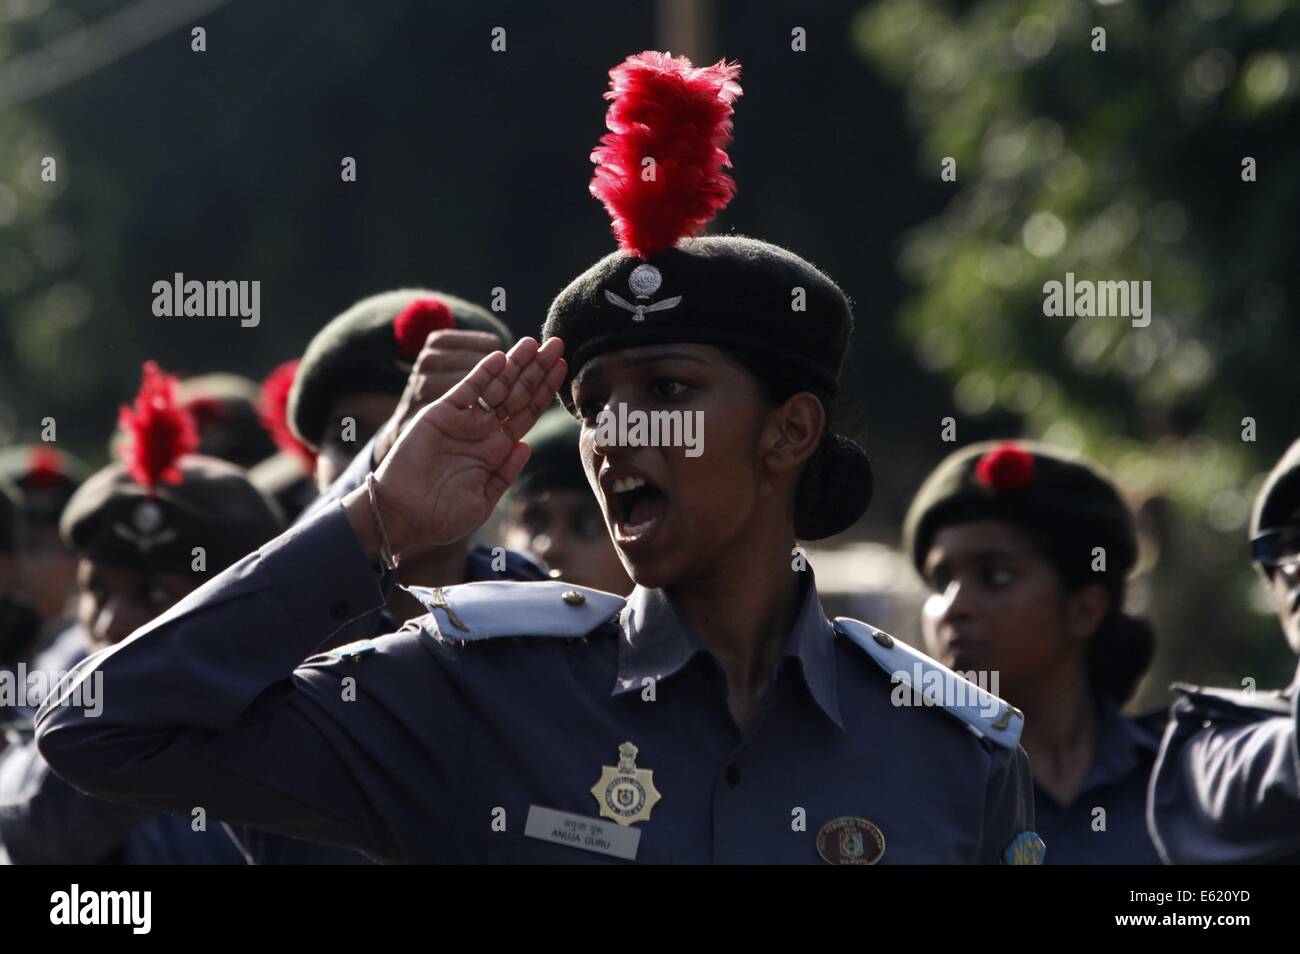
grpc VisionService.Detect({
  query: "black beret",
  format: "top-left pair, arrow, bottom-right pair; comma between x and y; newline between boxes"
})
903,441 -> 1137,586
60,456 -> 285,577
289,289 -> 514,449
1251,438 -> 1300,539
510,405 -> 590,499
0,475 -> 21,553
177,373 -> 277,468
0,445 -> 85,525
542,236 -> 852,411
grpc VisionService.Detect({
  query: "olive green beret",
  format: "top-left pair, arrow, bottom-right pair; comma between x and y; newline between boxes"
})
903,440 -> 1136,585
289,289 -> 513,449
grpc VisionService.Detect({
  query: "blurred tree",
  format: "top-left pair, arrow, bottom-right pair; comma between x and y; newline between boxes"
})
856,0 -> 1300,698
0,1 -> 83,451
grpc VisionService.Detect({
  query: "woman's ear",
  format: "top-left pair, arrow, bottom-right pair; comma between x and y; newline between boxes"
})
1064,583 -> 1111,643
762,392 -> 825,477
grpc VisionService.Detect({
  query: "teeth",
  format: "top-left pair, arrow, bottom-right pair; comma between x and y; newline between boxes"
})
610,475 -> 647,494
619,519 -> 656,538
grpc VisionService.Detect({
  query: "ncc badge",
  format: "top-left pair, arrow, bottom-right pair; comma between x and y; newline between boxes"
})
816,817 -> 885,865
590,741 -> 661,826
1002,830 -> 1046,865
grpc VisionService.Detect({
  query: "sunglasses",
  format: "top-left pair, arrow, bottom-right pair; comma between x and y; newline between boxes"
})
1251,526 -> 1300,576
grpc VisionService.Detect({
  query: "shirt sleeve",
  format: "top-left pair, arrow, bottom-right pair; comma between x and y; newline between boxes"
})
1148,694 -> 1300,864
0,736 -> 153,864
34,501 -> 471,864
978,742 -> 1037,864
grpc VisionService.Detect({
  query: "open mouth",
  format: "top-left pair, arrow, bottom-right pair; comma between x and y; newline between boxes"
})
607,474 -> 669,543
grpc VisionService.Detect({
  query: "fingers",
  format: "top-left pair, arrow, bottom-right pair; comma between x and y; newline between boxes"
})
486,441 -> 533,503
494,338 -> 565,420
504,357 -> 568,441
439,350 -> 508,409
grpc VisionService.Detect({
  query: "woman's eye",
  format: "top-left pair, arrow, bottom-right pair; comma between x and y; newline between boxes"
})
650,379 -> 688,400
983,566 -> 1013,588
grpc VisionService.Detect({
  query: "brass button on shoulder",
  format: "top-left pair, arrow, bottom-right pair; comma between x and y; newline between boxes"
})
562,590 -> 586,606
872,631 -> 893,648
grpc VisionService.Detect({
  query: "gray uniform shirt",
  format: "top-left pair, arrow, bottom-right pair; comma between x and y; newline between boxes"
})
1148,667 -> 1300,864
36,502 -> 1036,864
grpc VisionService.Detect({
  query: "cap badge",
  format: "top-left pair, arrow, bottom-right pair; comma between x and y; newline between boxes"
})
603,264 -> 682,322
111,500 -> 177,554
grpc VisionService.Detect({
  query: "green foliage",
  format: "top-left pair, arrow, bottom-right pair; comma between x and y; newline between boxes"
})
856,0 -> 1299,522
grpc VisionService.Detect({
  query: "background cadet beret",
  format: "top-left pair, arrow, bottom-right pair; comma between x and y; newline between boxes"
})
903,440 -> 1138,583
0,475 -> 21,553
177,373 -> 277,468
1250,438 -> 1300,539
60,457 -> 285,577
288,289 -> 514,449
0,445 -> 86,526
904,440 -> 1151,704
509,405 -> 591,499
62,361 -> 285,577
540,52 -> 871,540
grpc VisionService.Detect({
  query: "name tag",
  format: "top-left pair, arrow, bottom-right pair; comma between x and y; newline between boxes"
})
524,805 -> 641,860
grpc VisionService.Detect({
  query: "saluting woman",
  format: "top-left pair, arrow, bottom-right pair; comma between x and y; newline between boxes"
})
37,53 -> 1036,864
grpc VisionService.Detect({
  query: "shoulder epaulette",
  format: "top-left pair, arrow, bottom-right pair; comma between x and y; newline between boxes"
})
833,617 -> 1024,750
403,580 -> 626,642
1170,682 -> 1294,721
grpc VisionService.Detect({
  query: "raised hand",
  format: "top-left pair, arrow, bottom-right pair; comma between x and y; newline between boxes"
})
371,329 -> 505,467
344,337 -> 566,559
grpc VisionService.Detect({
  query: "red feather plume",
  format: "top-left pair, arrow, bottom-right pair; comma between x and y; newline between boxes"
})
116,361 -> 200,492
393,298 -> 454,357
590,51 -> 742,260
258,359 -> 316,468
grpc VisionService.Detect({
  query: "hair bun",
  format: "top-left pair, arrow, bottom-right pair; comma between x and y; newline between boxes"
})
795,432 -> 872,540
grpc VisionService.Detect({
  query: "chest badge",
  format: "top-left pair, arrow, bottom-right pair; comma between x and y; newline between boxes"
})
590,741 -> 661,827
816,817 -> 886,865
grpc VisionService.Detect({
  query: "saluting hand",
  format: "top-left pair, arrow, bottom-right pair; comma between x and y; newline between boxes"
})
344,337 -> 567,560
371,329 -> 505,467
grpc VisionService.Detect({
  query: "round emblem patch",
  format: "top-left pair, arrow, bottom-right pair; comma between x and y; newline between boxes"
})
132,500 -> 164,533
816,817 -> 885,865
627,263 -> 663,298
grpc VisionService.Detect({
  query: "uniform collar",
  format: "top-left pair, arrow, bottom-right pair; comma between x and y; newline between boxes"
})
612,570 -> 843,731
1039,693 -> 1158,808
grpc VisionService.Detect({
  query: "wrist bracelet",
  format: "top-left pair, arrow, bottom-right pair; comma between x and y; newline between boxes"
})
365,472 -> 401,570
